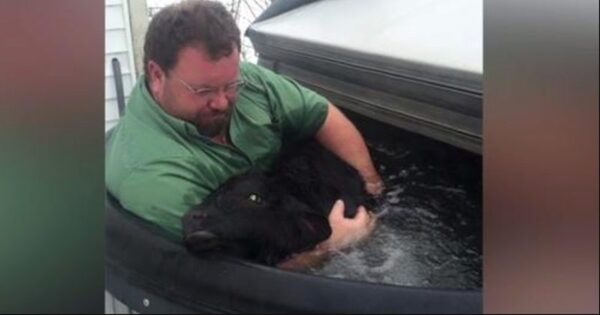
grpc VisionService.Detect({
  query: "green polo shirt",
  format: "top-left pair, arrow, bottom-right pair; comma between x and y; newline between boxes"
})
106,62 -> 329,237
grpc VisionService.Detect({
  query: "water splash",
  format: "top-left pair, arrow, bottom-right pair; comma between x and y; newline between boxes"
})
303,130 -> 482,290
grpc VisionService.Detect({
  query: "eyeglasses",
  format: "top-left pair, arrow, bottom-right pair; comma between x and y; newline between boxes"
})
174,74 -> 246,100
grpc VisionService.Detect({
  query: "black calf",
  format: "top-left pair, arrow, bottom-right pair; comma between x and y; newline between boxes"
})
182,141 -> 371,265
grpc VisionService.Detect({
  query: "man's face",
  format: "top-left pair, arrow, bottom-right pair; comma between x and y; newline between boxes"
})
149,45 -> 241,138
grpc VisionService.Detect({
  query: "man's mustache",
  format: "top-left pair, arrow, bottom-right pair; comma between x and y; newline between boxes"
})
193,106 -> 233,137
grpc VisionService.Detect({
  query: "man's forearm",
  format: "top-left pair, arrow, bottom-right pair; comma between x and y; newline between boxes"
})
277,247 -> 330,270
316,103 -> 382,189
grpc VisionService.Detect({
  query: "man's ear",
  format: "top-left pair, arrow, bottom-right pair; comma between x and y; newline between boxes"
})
147,60 -> 166,100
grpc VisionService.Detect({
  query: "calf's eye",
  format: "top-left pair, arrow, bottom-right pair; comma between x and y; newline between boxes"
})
248,193 -> 262,204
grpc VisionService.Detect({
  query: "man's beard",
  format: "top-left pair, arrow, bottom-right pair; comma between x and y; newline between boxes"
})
193,107 -> 233,138
158,88 -> 235,138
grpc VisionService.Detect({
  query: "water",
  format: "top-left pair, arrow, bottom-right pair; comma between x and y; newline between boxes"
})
304,112 -> 482,290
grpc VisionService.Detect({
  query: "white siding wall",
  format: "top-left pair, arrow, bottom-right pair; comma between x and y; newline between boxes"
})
105,1 -> 138,310
105,0 -> 137,131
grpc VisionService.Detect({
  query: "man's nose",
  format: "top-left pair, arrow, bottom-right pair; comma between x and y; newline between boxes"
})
208,90 -> 229,112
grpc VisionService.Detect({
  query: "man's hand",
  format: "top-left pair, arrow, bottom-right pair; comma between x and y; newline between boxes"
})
363,172 -> 385,197
277,199 -> 376,270
318,199 -> 377,252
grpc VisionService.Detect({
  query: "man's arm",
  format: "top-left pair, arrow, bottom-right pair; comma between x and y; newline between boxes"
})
285,103 -> 383,263
253,66 -> 383,266
316,103 -> 384,196
277,200 -> 377,270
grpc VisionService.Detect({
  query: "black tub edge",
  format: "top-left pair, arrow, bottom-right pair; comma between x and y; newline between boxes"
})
105,191 -> 482,314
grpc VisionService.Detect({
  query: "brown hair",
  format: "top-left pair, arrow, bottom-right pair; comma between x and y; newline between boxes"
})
143,0 -> 241,77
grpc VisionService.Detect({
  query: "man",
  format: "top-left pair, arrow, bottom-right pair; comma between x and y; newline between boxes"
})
106,0 -> 383,265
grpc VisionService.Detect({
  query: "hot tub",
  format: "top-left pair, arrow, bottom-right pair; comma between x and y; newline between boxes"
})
105,110 -> 482,313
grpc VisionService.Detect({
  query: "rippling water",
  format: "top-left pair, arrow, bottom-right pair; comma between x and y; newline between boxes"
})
304,113 -> 482,290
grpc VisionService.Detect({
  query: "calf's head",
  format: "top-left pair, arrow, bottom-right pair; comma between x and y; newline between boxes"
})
182,172 -> 332,265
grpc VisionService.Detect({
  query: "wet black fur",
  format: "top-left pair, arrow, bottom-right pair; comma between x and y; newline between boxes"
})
182,141 -> 370,265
